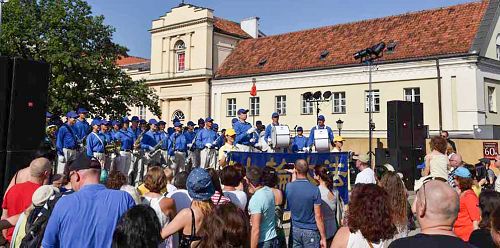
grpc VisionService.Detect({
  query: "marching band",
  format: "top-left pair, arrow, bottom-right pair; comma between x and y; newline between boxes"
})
46,108 -> 342,186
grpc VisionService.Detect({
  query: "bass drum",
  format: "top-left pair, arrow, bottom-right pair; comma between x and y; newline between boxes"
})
271,125 -> 290,149
314,129 -> 330,152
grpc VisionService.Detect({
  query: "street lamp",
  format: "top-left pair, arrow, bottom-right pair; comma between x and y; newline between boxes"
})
336,119 -> 344,136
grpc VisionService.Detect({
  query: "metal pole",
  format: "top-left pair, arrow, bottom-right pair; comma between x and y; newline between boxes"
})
0,1 -> 3,37
368,60 -> 373,167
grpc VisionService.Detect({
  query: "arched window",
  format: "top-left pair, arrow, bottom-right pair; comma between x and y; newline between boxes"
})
175,40 -> 186,72
172,110 -> 185,121
496,34 -> 500,60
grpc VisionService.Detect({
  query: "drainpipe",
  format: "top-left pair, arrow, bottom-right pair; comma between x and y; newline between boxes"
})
436,59 -> 443,132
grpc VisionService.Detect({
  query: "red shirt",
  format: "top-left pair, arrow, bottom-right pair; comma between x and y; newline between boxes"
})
2,181 -> 41,241
453,189 -> 480,241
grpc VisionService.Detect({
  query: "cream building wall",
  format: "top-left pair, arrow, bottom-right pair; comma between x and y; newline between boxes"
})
125,4 -> 246,125
212,56 -> 493,138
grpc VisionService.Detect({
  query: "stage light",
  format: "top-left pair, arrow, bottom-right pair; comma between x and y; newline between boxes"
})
323,91 -> 332,99
313,91 -> 322,100
353,49 -> 369,60
303,92 -> 312,101
371,42 -> 386,56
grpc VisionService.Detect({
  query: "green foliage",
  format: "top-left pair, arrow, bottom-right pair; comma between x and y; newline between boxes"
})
0,0 -> 160,118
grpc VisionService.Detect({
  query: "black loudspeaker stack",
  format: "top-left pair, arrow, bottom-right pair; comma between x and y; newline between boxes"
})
0,57 -> 49,195
375,100 -> 425,190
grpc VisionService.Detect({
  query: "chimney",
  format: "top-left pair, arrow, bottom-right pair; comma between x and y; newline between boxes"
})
240,17 -> 260,38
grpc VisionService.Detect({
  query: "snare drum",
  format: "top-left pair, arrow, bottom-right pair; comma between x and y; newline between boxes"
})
314,129 -> 330,152
271,126 -> 290,149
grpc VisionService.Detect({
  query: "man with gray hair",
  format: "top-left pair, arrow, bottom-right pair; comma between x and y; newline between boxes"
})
389,180 -> 474,247
1,157 -> 51,243
447,153 -> 464,188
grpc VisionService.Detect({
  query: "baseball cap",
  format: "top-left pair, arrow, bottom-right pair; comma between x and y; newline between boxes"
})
148,119 -> 158,125
122,117 -> 130,123
174,122 -> 182,127
66,111 -> 78,119
256,120 -> 262,125
100,120 -> 109,126
68,153 -> 101,172
205,117 -> 214,122
139,119 -> 147,124
77,108 -> 88,114
453,167 -> 472,178
212,123 -> 219,130
187,121 -> 195,126
317,115 -> 325,121
187,168 -> 215,201
130,116 -> 139,122
226,128 -> 236,136
158,120 -> 166,126
334,136 -> 345,142
198,118 -> 205,125
46,112 -> 53,118
297,126 -> 303,131
91,119 -> 101,126
272,112 -> 279,118
237,109 -> 249,115
353,153 -> 370,163
112,120 -> 122,126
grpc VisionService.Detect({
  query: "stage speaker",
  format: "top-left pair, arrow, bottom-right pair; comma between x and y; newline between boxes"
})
411,102 -> 425,149
387,147 -> 424,190
387,101 -> 413,149
375,148 -> 390,166
0,57 -> 12,150
3,58 -> 50,190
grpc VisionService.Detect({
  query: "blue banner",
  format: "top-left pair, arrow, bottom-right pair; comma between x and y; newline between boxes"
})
227,151 -> 350,204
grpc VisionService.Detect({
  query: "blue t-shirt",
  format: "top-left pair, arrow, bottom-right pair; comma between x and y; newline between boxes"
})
248,186 -> 277,243
285,179 -> 322,230
42,184 -> 135,248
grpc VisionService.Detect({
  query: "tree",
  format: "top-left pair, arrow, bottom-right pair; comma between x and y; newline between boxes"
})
0,0 -> 161,118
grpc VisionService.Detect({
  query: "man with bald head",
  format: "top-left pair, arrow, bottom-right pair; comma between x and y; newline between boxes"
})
448,153 -> 464,188
389,180 -> 474,247
1,157 -> 51,242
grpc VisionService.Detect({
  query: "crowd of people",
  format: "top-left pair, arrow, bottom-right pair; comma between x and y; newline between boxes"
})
0,106 -> 500,247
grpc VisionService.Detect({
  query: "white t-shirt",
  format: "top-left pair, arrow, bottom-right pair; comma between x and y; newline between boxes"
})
166,189 -> 192,211
223,189 -> 248,210
355,168 -> 376,184
166,184 -> 177,194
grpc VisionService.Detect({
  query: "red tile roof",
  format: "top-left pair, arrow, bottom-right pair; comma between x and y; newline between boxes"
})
215,1 -> 489,79
116,56 -> 150,66
214,17 -> 252,39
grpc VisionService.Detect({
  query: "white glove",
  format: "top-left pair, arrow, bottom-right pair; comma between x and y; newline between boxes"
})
205,143 -> 212,149
148,146 -> 155,152
267,138 -> 272,143
58,155 -> 66,163
246,127 -> 256,134
187,144 -> 193,149
303,147 -> 310,152
250,138 -> 256,143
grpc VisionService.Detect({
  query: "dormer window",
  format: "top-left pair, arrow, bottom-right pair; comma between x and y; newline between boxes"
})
387,41 -> 397,54
258,58 -> 267,67
320,50 -> 330,60
175,40 -> 186,72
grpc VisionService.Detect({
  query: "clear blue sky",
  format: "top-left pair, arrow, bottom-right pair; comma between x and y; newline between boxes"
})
86,0 -> 475,58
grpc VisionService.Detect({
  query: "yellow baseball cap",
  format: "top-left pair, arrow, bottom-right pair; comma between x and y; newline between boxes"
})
333,136 -> 345,142
225,128 -> 236,136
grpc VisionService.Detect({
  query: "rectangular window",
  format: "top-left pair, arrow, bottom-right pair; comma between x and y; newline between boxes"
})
275,95 -> 287,115
226,98 -> 236,117
301,95 -> 313,115
404,88 -> 421,103
138,106 -> 146,120
489,86 -> 497,113
332,92 -> 346,114
365,90 -> 380,112
177,52 -> 185,72
250,97 -> 260,116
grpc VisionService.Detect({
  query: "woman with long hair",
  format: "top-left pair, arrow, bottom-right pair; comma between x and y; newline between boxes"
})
161,168 -> 215,248
113,205 -> 162,248
314,165 -> 338,246
142,166 -> 177,247
378,171 -> 408,242
422,136 -> 449,179
197,203 -> 250,248
331,184 -> 396,248
469,190 -> 500,248
452,167 -> 480,241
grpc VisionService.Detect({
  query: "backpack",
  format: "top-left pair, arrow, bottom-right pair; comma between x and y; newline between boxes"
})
20,193 -> 62,248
